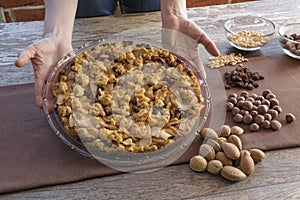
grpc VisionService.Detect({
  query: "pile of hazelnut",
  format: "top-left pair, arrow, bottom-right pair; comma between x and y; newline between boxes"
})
280,33 -> 300,56
226,89 -> 295,132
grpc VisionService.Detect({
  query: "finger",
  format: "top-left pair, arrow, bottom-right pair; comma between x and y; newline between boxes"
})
34,78 -> 45,109
180,20 -> 220,57
197,33 -> 220,57
15,47 -> 36,67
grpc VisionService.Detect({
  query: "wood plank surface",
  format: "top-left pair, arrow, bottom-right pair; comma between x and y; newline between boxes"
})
2,148 -> 300,199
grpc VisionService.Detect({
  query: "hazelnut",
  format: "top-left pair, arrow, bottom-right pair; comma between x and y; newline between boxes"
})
250,110 -> 258,118
246,97 -> 255,103
226,102 -> 234,112
228,97 -> 238,105
270,120 -> 282,131
234,113 -> 244,123
268,109 -> 279,119
237,101 -> 244,109
272,105 -> 282,114
266,93 -> 276,100
264,113 -> 272,121
249,93 -> 258,99
254,115 -> 265,125
257,105 -> 269,115
243,114 -> 253,125
237,96 -> 245,102
232,107 -> 240,116
286,113 -> 296,123
261,99 -> 270,107
239,109 -> 249,116
269,98 -> 279,108
242,101 -> 253,111
249,123 -> 260,132
262,120 -> 271,129
253,100 -> 261,106
262,89 -> 272,98
256,95 -> 265,101
228,93 -> 238,99
240,91 -> 249,98
251,105 -> 257,111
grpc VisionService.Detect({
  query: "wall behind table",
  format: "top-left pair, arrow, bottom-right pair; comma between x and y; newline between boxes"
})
0,0 -> 257,23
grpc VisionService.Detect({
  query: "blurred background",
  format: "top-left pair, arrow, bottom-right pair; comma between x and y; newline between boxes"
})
0,0 -> 256,23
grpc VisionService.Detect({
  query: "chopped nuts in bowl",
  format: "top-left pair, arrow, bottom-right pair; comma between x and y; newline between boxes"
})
278,23 -> 300,59
224,16 -> 276,51
43,38 -> 210,172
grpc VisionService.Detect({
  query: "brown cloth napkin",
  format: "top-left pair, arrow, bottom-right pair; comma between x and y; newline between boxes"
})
0,83 -> 199,194
0,55 -> 300,194
218,55 -> 300,150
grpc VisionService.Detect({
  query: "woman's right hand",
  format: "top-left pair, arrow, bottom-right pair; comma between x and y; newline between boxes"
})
15,36 -> 73,108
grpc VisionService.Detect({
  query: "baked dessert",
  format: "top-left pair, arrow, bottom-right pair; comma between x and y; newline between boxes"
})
53,41 -> 204,153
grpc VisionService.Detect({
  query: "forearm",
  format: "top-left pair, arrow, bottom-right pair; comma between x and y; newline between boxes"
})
43,0 -> 78,42
161,0 -> 187,20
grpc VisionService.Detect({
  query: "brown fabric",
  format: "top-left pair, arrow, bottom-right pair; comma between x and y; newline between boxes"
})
0,55 -> 299,194
218,55 -> 300,150
0,83 -> 199,194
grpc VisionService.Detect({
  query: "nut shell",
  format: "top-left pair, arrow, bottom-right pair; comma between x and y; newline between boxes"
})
189,155 -> 207,172
228,135 -> 243,151
249,149 -> 265,163
221,166 -> 247,182
270,120 -> 282,131
231,126 -> 244,136
219,125 -> 231,137
200,128 -> 218,140
221,142 -> 240,160
207,160 -> 223,175
215,152 -> 233,166
286,113 -> 296,123
206,139 -> 221,152
240,150 -> 255,175
199,144 -> 216,161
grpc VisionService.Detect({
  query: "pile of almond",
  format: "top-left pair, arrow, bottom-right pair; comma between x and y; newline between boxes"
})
189,125 -> 265,182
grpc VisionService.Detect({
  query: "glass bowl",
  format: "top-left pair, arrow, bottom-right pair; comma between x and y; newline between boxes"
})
43,38 -> 210,172
224,16 -> 276,51
278,23 -> 300,59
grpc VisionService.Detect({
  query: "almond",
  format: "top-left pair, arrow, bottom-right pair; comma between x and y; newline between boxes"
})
221,166 -> 247,181
189,155 -> 207,172
216,137 -> 227,146
227,135 -> 243,151
249,149 -> 265,163
200,128 -> 218,141
230,126 -> 244,136
240,150 -> 255,175
221,142 -> 240,160
206,139 -> 221,152
199,144 -> 215,161
207,160 -> 223,175
215,151 -> 233,166
219,125 -> 231,137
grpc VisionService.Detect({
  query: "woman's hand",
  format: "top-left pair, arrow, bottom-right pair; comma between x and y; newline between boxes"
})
15,36 -> 73,108
160,0 -> 220,79
162,15 -> 220,57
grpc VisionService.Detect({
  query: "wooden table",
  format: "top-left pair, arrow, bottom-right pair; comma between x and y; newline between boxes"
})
1,0 -> 300,199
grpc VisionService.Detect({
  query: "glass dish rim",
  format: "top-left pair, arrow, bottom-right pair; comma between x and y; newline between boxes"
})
278,23 -> 300,45
224,15 -> 276,37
